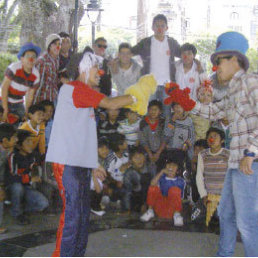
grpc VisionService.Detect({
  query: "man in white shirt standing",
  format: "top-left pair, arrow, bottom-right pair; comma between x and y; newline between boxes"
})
132,14 -> 181,118
175,43 -> 207,101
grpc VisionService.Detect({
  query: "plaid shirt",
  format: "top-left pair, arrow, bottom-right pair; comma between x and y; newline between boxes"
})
34,52 -> 59,103
192,69 -> 258,169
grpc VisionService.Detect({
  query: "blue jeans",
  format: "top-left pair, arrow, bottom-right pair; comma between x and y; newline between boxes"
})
56,166 -> 91,257
9,183 -> 49,217
149,85 -> 171,119
217,162 -> 258,257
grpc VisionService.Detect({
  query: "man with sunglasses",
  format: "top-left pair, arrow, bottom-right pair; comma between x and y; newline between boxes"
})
93,37 -> 112,96
192,31 -> 258,257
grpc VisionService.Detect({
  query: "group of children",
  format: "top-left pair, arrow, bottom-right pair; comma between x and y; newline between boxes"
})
90,89 -> 230,227
0,99 -> 55,231
0,37 -> 231,234
0,82 -> 230,232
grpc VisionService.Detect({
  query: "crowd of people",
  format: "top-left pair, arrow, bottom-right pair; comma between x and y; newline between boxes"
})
0,13 -> 257,257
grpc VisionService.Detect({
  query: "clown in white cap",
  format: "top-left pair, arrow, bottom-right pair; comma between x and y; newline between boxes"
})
46,50 -> 157,257
191,31 -> 258,257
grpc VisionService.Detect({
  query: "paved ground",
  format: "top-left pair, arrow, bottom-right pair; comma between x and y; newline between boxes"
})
24,229 -> 244,257
0,204 -> 245,257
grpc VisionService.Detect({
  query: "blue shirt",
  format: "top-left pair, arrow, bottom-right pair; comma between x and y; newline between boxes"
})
159,174 -> 185,198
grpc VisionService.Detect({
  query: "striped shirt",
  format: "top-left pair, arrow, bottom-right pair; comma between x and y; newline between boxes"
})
117,118 -> 141,146
196,148 -> 230,198
3,61 -> 40,103
192,69 -> 258,168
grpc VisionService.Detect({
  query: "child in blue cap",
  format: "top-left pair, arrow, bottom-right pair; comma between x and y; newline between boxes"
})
191,31 -> 258,257
0,42 -> 41,126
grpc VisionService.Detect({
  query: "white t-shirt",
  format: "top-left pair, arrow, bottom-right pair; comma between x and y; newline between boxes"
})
46,82 -> 104,168
150,36 -> 170,86
175,60 -> 207,100
105,152 -> 129,182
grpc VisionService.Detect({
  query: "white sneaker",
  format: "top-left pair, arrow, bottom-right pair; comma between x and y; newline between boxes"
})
173,212 -> 184,226
140,208 -> 154,222
91,209 -> 106,216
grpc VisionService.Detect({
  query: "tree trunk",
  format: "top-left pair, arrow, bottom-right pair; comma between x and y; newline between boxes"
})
137,0 -> 148,42
20,0 -> 85,51
0,0 -> 20,52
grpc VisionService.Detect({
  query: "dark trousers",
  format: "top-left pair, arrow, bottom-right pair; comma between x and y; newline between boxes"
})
52,164 -> 91,257
90,190 -> 102,211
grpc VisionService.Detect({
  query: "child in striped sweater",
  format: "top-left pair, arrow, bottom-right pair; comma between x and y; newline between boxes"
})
196,127 -> 230,226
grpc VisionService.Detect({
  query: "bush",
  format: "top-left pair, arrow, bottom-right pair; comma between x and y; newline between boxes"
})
0,52 -> 18,83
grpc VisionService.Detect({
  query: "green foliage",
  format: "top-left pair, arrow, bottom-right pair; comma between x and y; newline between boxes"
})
193,36 -> 216,73
78,26 -> 136,57
0,52 -> 17,83
246,48 -> 258,73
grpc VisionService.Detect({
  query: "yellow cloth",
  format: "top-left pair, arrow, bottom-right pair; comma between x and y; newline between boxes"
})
206,194 -> 221,226
124,74 -> 157,116
190,113 -> 210,141
19,121 -> 46,155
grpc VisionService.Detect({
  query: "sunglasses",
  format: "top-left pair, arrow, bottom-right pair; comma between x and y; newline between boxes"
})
215,55 -> 232,66
97,44 -> 107,49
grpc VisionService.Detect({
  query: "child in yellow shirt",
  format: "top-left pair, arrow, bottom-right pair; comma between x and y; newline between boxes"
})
19,104 -> 45,157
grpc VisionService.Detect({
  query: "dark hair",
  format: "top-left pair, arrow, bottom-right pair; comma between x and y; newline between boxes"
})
48,39 -> 60,52
39,100 -> 54,110
66,52 -> 84,80
171,102 -> 181,109
194,139 -> 208,149
16,129 -> 32,146
108,133 -> 126,152
0,123 -> 16,142
206,127 -> 225,141
118,42 -> 132,53
0,106 -> 4,113
82,46 -> 94,54
148,100 -> 162,111
156,150 -> 185,175
98,137 -> 109,148
28,104 -> 45,114
129,146 -> 145,160
237,57 -> 246,70
59,32 -> 70,38
180,43 -> 197,56
152,14 -> 168,26
94,37 -> 107,44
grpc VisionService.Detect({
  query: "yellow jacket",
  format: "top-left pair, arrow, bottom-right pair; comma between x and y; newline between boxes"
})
19,121 -> 45,155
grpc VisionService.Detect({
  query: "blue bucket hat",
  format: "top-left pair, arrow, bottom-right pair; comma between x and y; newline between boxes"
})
17,42 -> 41,60
211,31 -> 249,71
